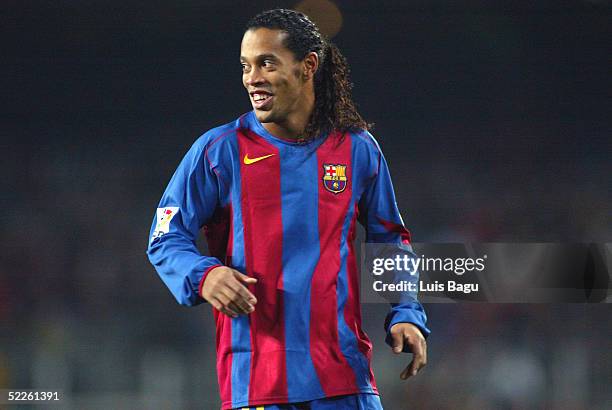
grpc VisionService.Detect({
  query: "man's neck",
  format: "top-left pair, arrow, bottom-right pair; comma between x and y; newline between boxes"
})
262,118 -> 308,141
262,89 -> 315,140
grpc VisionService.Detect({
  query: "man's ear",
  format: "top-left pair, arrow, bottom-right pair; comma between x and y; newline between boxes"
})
302,51 -> 319,80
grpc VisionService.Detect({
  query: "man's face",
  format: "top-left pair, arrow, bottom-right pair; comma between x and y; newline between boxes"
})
240,28 -> 307,125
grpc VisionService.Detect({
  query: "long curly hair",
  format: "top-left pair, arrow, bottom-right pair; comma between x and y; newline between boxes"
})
245,9 -> 371,139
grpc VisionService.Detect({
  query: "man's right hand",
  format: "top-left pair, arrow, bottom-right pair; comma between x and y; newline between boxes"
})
200,266 -> 258,318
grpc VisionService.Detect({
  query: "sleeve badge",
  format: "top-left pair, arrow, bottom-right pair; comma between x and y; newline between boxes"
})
151,207 -> 179,242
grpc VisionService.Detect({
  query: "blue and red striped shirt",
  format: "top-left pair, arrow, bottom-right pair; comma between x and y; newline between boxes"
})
147,111 -> 429,409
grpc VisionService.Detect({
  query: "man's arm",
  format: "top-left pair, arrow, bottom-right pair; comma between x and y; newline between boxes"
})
357,134 -> 430,377
146,137 -> 224,306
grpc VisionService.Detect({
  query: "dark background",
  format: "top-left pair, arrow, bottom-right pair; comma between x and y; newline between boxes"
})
2,1 -> 611,409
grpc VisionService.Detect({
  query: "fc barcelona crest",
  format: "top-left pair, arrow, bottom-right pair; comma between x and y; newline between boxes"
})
323,164 -> 348,194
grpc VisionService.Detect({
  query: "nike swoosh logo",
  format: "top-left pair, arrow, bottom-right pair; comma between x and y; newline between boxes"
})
243,153 -> 275,165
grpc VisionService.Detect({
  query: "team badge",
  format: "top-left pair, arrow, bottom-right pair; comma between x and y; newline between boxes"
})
151,207 -> 179,243
322,164 -> 348,194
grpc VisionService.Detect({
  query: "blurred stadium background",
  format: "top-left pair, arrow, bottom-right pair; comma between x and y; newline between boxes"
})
2,0 -> 611,408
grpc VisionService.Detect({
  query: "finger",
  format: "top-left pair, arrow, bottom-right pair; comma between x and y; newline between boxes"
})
221,283 -> 255,314
231,295 -> 254,314
409,341 -> 426,377
210,299 -> 223,313
220,304 -> 238,318
227,277 -> 258,305
215,292 -> 239,318
221,307 -> 238,318
232,271 -> 258,304
390,329 -> 404,354
234,271 -> 258,286
217,285 -> 252,314
420,339 -> 428,368
228,300 -> 249,316
400,363 -> 412,380
210,299 -> 236,319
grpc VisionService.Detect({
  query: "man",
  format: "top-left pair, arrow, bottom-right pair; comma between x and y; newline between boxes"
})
147,9 -> 429,410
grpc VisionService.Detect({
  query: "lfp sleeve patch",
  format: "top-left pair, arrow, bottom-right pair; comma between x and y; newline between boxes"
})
151,207 -> 179,242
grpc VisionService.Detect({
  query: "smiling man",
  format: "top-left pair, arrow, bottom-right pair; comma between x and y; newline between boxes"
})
147,9 -> 429,410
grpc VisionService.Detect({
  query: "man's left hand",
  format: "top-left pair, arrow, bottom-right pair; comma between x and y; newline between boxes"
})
389,323 -> 427,379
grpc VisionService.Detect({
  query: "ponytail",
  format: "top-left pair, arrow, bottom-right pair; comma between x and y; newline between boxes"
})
306,42 -> 370,139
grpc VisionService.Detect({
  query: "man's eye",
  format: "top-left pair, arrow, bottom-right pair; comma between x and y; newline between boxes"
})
241,64 -> 250,73
263,60 -> 274,68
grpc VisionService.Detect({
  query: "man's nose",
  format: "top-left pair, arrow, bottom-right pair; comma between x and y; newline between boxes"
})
244,67 -> 265,86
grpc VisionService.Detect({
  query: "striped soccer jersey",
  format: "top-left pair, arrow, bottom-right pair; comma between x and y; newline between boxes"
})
147,111 -> 430,409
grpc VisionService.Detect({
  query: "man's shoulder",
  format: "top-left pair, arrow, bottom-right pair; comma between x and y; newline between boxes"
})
347,128 -> 383,156
193,114 -> 246,152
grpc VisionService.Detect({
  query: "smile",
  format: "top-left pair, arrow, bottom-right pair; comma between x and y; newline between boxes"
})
250,91 -> 274,109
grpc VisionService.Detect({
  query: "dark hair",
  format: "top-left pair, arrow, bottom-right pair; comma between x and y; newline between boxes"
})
245,9 -> 371,139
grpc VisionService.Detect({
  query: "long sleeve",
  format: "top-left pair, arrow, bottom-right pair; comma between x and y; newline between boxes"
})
357,143 -> 430,352
146,137 -> 223,306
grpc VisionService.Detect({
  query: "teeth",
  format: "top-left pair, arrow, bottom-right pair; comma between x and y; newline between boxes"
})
253,93 -> 269,102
